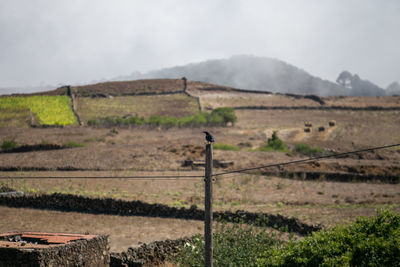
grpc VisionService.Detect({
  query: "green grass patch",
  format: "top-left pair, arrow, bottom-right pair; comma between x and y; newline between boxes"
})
174,210 -> 400,267
63,141 -> 85,148
213,143 -> 240,151
0,96 -> 77,126
1,140 -> 18,150
295,143 -> 324,155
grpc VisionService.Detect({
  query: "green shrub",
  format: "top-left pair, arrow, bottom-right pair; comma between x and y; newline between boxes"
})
87,119 -> 98,126
64,141 -> 85,148
1,140 -> 18,150
124,115 -> 145,125
213,143 -> 240,151
259,131 -> 288,152
147,115 -> 163,126
183,113 -> 208,126
257,210 -> 400,267
209,108 -> 237,125
174,223 -> 280,266
295,143 -> 324,155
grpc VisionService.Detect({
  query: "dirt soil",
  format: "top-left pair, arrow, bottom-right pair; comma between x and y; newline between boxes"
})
0,206 -> 203,252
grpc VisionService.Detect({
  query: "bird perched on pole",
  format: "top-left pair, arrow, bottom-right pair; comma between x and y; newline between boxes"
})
203,131 -> 215,144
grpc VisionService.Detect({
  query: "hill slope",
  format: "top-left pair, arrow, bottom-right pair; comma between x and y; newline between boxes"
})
121,55 -> 349,96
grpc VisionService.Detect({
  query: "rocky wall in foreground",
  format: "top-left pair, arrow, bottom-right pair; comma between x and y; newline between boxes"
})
110,237 -> 191,266
0,235 -> 109,267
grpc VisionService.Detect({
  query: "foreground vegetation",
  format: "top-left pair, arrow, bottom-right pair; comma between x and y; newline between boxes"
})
0,96 -> 77,126
175,210 -> 400,266
88,107 -> 237,127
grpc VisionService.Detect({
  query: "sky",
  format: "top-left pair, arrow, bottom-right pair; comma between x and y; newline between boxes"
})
0,0 -> 399,93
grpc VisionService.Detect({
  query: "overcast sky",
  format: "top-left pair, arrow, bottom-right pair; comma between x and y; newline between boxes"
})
0,0 -> 399,92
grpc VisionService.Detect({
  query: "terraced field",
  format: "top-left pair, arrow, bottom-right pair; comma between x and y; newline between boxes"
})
0,106 -> 33,128
1,79 -> 400,265
75,93 -> 199,124
0,96 -> 77,126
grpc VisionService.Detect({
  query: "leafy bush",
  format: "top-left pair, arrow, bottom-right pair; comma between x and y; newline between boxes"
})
209,108 -> 237,125
1,140 -> 18,150
258,131 -> 288,152
257,210 -> 400,267
213,143 -> 240,151
295,143 -> 324,155
174,223 -> 281,266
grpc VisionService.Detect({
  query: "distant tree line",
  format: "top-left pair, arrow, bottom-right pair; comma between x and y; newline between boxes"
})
335,71 -> 398,96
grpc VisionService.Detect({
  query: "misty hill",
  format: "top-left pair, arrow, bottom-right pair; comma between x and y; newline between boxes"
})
120,55 -> 349,97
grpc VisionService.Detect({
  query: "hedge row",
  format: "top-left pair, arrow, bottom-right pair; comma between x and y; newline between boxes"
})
87,107 -> 237,127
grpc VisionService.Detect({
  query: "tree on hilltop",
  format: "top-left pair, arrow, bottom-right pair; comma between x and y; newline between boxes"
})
336,70 -> 353,88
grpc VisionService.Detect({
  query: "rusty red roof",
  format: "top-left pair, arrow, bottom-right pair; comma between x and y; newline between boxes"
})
0,232 -> 97,248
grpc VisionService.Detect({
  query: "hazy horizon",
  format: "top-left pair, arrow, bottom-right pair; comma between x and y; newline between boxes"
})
1,0 -> 399,93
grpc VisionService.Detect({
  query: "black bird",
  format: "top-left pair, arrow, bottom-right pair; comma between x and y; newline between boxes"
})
203,131 -> 215,143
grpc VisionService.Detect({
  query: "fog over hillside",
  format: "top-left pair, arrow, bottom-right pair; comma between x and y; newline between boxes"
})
2,55 -> 398,97
117,55 -> 397,97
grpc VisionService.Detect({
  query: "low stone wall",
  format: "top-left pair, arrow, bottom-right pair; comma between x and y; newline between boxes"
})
0,144 -> 64,153
261,171 -> 400,184
234,105 -> 400,111
110,237 -> 191,266
0,193 -> 321,235
0,234 -> 109,267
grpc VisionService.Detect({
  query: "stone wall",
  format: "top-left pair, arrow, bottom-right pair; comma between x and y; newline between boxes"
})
0,234 -> 109,267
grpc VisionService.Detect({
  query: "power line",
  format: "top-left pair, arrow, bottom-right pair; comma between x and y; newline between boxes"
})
212,143 -> 400,177
1,143 -> 399,180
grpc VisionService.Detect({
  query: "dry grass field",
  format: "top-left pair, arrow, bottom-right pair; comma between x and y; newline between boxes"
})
197,92 -> 320,110
0,107 -> 32,128
72,79 -> 187,96
75,94 -> 199,124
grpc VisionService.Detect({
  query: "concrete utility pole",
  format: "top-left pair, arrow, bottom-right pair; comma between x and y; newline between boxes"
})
204,143 -> 213,267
